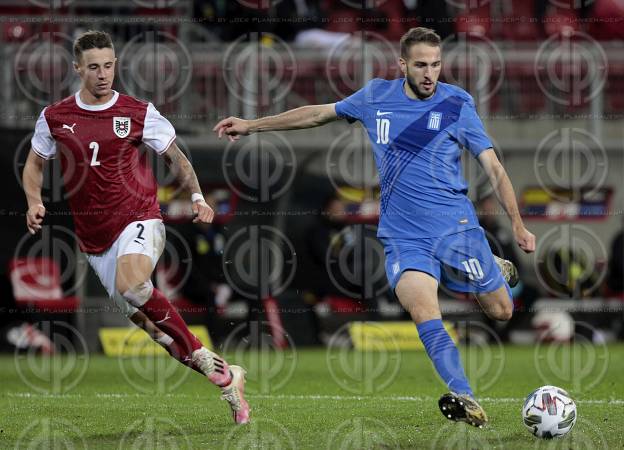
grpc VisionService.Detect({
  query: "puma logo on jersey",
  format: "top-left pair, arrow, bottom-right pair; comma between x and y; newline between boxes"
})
62,123 -> 76,134
376,110 -> 393,116
154,310 -> 171,324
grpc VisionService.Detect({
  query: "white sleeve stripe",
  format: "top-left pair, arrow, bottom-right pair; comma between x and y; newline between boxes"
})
157,134 -> 176,154
142,102 -> 176,155
31,146 -> 54,160
31,108 -> 57,159
143,133 -> 176,154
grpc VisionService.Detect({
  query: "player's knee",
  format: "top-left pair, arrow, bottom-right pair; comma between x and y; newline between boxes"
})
491,302 -> 513,321
121,280 -> 153,308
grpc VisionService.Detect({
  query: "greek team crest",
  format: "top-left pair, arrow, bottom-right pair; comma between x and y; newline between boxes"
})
113,117 -> 131,138
427,111 -> 442,131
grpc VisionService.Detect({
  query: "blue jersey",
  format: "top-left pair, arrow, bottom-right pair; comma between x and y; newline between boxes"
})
335,78 -> 493,239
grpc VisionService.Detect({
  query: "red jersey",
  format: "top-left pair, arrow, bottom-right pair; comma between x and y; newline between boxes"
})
31,91 -> 176,254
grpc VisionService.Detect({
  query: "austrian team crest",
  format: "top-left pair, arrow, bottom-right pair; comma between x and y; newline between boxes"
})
113,117 -> 131,138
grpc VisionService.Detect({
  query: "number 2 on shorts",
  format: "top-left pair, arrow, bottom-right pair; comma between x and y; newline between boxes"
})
136,223 -> 145,240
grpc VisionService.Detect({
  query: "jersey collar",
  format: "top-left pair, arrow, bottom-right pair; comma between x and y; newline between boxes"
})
75,90 -> 119,111
400,78 -> 440,103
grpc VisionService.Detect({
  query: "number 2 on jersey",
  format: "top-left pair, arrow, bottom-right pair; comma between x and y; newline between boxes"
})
376,118 -> 390,144
89,141 -> 101,166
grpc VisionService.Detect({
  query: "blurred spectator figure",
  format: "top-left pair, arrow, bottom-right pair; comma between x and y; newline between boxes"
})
166,194 -> 231,341
274,0 -> 349,47
477,194 -> 538,340
304,193 -> 381,317
195,0 -> 271,41
478,193 -> 524,282
404,0 -> 453,40
305,194 -> 348,299
606,228 -> 624,297
538,246 -> 602,298
324,0 -> 411,41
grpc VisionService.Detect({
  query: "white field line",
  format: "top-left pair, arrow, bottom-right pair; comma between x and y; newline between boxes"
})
5,392 -> 624,405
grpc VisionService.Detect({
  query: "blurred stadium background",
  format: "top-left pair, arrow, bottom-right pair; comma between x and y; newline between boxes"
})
1,1 -> 624,445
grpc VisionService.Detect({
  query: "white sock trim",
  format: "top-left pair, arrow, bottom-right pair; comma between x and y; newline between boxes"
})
155,334 -> 174,347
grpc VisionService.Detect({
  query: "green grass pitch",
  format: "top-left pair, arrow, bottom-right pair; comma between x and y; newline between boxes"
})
1,345 -> 623,449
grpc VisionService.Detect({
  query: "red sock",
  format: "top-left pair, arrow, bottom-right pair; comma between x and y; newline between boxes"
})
139,288 -> 202,355
158,334 -> 204,375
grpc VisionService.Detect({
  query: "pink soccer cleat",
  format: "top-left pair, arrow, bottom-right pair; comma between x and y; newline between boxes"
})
220,365 -> 251,424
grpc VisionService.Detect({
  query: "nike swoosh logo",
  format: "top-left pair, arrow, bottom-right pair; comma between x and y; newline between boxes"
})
376,110 -> 393,116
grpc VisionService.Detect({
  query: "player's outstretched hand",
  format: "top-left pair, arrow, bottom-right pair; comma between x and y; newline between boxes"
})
26,204 -> 46,235
514,226 -> 536,253
213,116 -> 250,142
192,199 -> 214,224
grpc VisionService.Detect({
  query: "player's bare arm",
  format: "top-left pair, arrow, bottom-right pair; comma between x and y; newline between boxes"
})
162,142 -> 214,224
213,104 -> 338,141
478,149 -> 536,253
22,150 -> 46,235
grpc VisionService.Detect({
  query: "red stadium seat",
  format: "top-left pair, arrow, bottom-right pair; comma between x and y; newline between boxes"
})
543,9 -> 581,38
8,257 -> 79,312
499,0 -> 542,41
454,10 -> 492,39
589,0 -> 624,40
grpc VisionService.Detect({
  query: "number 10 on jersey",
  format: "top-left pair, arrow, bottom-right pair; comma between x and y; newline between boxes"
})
376,118 -> 390,144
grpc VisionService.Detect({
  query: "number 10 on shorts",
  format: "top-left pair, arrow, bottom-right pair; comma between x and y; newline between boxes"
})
461,258 -> 484,281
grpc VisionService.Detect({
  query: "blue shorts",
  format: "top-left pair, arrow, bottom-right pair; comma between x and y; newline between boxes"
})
381,227 -> 508,294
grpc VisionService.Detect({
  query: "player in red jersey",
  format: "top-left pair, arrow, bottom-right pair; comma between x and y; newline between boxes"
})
21,30 -> 250,424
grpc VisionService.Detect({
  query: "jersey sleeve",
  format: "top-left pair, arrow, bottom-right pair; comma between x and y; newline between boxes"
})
142,103 -> 176,154
30,108 -> 56,160
455,98 -> 493,158
334,82 -> 372,123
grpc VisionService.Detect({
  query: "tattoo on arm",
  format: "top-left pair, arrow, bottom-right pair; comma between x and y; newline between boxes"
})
163,143 -> 202,195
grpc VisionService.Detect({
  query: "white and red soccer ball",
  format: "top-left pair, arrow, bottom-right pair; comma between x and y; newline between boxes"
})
522,385 -> 577,439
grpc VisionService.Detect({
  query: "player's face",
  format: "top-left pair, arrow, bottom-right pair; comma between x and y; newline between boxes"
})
74,47 -> 116,99
400,43 -> 441,99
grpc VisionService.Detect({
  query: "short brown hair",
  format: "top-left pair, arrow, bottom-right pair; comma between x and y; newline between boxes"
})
73,30 -> 114,62
400,27 -> 441,58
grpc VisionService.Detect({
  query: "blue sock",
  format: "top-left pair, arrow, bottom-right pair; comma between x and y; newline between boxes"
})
416,319 -> 473,396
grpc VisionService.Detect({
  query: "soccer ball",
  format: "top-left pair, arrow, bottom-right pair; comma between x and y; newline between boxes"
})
522,385 -> 577,439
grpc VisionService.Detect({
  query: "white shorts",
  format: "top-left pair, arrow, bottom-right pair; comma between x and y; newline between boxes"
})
86,219 -> 166,318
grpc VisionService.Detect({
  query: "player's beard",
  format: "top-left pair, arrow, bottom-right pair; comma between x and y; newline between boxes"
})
406,74 -> 436,100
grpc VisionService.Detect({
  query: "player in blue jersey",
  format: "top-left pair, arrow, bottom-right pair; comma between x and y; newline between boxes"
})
213,27 -> 535,427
